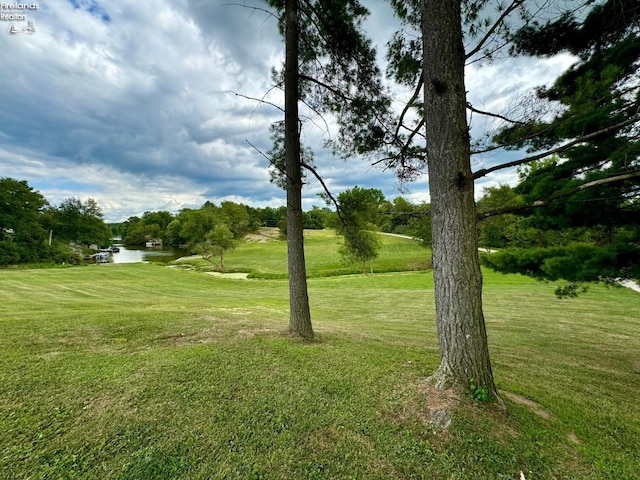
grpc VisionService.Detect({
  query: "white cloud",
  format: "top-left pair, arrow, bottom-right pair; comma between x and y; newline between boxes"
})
0,1 -> 575,221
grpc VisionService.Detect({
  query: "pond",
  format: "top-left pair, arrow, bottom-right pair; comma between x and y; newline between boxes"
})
111,245 -> 188,264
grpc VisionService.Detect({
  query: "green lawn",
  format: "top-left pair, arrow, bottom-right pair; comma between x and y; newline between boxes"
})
1,233 -> 639,479
177,229 -> 432,277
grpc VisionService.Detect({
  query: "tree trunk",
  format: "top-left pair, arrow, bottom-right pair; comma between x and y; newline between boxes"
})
422,0 -> 496,395
285,0 -> 314,339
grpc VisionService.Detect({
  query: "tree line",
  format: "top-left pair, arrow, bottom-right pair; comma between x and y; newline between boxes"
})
0,177 -> 427,269
0,178 -> 112,265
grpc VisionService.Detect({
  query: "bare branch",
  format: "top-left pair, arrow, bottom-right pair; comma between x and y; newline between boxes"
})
221,3 -> 278,20
231,90 -> 285,114
246,139 -> 293,185
301,162 -> 358,244
395,77 -> 424,139
467,102 -> 526,125
465,0 -> 526,60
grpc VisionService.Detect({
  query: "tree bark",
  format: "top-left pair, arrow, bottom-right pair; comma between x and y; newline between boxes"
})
422,0 -> 496,395
285,0 -> 314,339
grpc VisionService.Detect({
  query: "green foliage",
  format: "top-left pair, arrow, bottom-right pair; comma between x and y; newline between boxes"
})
302,206 -> 329,229
334,186 -> 386,272
261,206 -> 286,228
338,229 -> 382,273
194,224 -> 238,271
0,179 -> 109,265
265,0 -> 391,161
485,1 -> 640,283
553,282 -> 589,299
468,378 -> 492,402
379,197 -> 432,246
481,243 -> 640,284
0,178 -> 49,264
50,197 -> 112,247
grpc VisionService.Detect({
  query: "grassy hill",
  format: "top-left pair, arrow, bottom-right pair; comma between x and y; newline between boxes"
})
174,228 -> 432,277
1,232 -> 638,479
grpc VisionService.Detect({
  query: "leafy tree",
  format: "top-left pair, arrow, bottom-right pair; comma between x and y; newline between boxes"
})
166,218 -> 186,247
262,206 -> 286,228
121,216 -> 146,246
194,224 -> 238,271
302,206 -> 329,229
477,185 -> 524,248
339,229 -> 382,274
0,178 -> 48,264
381,196 -> 415,233
121,211 -> 176,246
50,197 -> 112,248
404,206 -> 432,248
378,197 -> 432,247
219,201 -> 253,239
168,203 -> 256,269
177,207 -> 219,251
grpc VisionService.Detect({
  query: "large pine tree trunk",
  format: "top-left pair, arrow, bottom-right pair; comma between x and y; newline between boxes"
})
285,0 -> 314,339
422,0 -> 496,395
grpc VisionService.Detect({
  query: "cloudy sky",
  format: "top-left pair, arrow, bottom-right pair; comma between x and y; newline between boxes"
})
0,0 -> 574,222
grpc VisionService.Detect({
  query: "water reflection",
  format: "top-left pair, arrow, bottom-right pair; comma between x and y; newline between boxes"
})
111,245 -> 187,264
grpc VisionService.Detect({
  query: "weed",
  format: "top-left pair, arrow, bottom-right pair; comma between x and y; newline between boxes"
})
468,378 -> 492,403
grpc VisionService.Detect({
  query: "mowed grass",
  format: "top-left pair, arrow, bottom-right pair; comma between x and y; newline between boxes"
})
178,229 -> 432,277
1,233 -> 639,479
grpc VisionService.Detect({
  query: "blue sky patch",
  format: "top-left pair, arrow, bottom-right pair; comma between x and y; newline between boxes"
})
67,0 -> 111,23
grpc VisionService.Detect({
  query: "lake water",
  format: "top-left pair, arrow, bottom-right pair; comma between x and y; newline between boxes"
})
111,245 -> 188,264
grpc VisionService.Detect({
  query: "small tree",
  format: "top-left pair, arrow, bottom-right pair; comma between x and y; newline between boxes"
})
194,224 -> 238,272
334,186 -> 385,274
339,229 -> 381,274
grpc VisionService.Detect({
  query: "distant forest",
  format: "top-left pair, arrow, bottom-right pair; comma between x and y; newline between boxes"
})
2,177 -> 631,276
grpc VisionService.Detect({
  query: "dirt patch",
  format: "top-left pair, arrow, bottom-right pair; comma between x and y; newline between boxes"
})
156,328 -> 219,346
567,431 -> 581,444
175,254 -> 203,262
205,272 -> 250,279
405,260 -> 433,271
417,382 -> 461,429
502,391 -> 554,420
245,228 -> 281,243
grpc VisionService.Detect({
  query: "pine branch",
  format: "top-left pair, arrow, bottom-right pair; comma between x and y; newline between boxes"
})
472,114 -> 640,179
478,169 -> 640,219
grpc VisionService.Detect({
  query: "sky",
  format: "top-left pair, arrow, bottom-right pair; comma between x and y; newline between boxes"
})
0,0 -> 575,222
